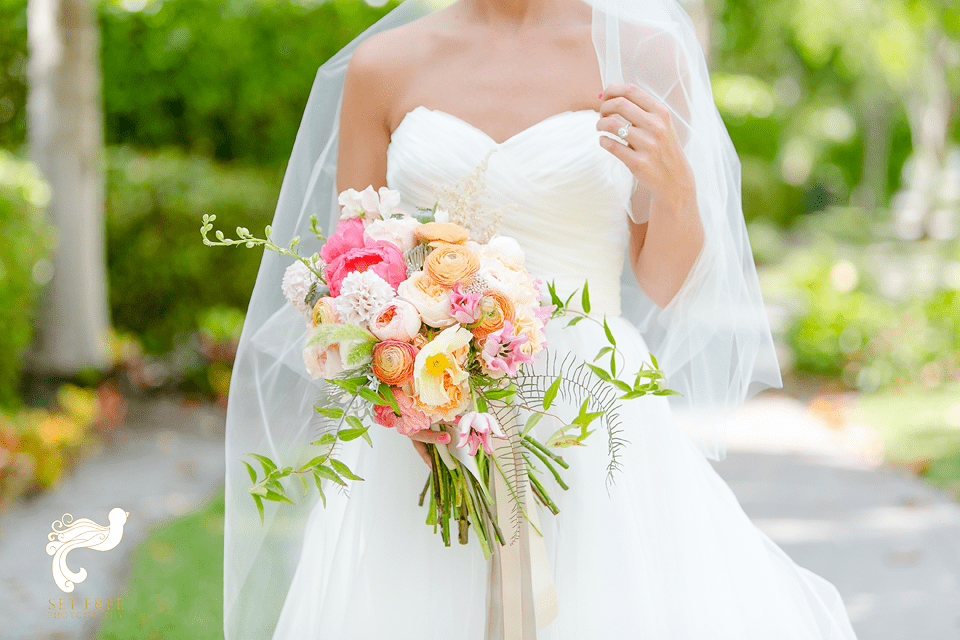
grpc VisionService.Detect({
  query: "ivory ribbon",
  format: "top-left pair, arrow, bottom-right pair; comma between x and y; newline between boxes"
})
484,433 -> 559,639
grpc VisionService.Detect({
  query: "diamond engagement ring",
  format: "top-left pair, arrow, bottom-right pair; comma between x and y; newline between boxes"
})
617,122 -> 631,140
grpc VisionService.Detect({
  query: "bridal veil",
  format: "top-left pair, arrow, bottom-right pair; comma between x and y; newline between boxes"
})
222,0 -> 783,636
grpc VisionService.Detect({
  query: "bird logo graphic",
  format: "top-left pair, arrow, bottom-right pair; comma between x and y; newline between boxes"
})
46,508 -> 130,593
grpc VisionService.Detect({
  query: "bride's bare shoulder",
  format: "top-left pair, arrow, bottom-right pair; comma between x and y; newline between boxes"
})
346,8 -> 457,92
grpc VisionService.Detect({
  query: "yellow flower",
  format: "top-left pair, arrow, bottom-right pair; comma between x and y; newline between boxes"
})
412,325 -> 472,421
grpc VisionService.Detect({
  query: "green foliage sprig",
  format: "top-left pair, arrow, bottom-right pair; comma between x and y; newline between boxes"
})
200,213 -> 326,281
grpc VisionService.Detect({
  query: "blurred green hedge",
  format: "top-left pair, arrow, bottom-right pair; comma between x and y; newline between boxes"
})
105,145 -> 281,354
0,0 -> 398,164
0,151 -> 53,409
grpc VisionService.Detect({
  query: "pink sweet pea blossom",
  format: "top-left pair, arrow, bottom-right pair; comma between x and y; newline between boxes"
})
480,320 -> 534,377
449,283 -> 483,324
455,411 -> 507,456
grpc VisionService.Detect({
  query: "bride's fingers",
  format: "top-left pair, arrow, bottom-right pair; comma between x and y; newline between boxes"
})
597,114 -> 656,150
409,430 -> 451,445
599,133 -> 651,184
411,440 -> 433,469
599,94 -> 650,134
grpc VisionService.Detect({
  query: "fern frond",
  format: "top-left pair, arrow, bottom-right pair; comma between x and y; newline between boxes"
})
512,350 -> 628,491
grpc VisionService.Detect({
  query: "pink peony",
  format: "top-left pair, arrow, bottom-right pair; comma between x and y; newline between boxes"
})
372,389 -> 432,436
325,240 -> 407,297
320,218 -> 366,266
369,299 -> 422,342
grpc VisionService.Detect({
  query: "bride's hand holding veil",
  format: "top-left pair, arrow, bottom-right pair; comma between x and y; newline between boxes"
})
598,83 -> 695,210
597,83 -> 704,308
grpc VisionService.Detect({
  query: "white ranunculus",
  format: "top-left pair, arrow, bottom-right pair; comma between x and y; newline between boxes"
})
303,342 -> 343,380
364,215 -> 421,252
433,208 -> 450,224
485,235 -> 525,269
477,256 -> 521,298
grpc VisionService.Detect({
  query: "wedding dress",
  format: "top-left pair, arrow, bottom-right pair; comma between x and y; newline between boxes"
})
265,105 -> 859,639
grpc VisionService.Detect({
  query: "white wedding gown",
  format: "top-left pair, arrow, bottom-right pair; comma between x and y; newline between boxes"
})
269,106 -> 858,639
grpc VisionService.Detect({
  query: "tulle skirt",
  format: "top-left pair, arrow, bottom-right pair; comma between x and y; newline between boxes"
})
271,315 -> 858,639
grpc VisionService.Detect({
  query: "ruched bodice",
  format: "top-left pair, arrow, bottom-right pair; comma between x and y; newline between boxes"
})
387,106 -> 638,316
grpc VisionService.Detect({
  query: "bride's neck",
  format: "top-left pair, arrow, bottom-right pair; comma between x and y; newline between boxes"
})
460,0 -> 560,29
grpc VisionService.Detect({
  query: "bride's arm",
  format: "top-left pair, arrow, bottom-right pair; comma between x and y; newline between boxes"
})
336,35 -> 450,468
336,37 -> 394,193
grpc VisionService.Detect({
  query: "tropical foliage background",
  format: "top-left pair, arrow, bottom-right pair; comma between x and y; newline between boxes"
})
0,0 -> 958,634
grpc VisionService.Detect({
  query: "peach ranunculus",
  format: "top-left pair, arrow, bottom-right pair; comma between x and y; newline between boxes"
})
368,299 -> 421,342
372,389 -> 431,436
397,271 -> 456,328
311,296 -> 339,327
414,221 -> 470,245
470,289 -> 516,339
372,340 -> 417,386
412,325 -> 473,421
424,241 -> 480,287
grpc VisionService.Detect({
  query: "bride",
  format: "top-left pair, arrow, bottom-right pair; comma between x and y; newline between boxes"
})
222,0 -> 860,637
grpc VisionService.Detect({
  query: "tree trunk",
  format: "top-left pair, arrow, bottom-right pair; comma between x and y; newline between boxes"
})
899,28 -> 953,240
25,0 -> 112,374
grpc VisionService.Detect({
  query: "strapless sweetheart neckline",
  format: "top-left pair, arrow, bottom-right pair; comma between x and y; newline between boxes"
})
390,105 -> 600,148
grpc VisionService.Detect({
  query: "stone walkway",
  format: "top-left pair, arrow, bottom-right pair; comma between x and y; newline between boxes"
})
0,398 -> 226,639
0,393 -> 958,639
705,394 -> 960,640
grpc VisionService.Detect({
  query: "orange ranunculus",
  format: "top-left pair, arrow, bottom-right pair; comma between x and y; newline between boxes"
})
470,289 -> 516,339
424,241 -> 480,288
414,222 -> 470,245
371,340 -> 417,386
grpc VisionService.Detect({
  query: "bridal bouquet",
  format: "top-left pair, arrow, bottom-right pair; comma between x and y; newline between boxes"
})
201,163 -> 677,558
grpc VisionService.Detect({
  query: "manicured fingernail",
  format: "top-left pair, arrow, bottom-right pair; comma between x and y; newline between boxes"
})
598,91 -> 603,99
439,433 -> 450,443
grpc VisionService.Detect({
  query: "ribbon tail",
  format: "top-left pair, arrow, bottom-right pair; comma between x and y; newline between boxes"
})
484,411 -> 559,639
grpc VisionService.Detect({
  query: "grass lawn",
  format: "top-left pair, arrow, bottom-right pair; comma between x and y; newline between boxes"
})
854,380 -> 960,494
94,490 -> 225,640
